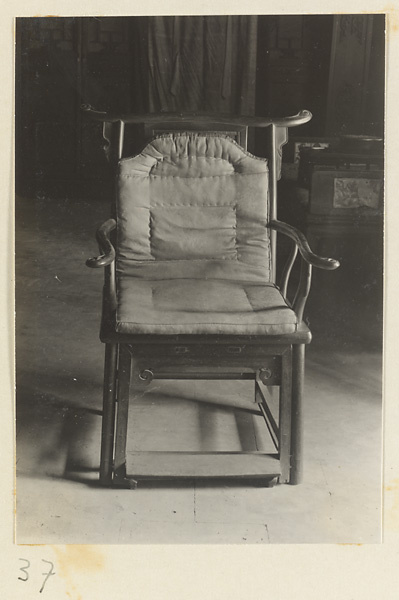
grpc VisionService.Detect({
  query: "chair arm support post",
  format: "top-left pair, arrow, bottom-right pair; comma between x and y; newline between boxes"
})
103,261 -> 117,313
293,261 -> 312,322
280,241 -> 298,298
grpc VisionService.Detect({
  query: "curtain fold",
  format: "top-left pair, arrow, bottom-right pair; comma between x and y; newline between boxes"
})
134,16 -> 257,115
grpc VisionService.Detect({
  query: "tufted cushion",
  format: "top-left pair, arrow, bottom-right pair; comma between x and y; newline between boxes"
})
116,277 -> 297,335
114,133 -> 298,335
117,133 -> 271,279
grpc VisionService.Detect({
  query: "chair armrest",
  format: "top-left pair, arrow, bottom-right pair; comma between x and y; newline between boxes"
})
269,220 -> 340,270
86,219 -> 116,268
269,220 -> 339,322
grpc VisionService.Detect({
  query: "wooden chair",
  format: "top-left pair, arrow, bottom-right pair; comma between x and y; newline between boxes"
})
83,107 -> 339,488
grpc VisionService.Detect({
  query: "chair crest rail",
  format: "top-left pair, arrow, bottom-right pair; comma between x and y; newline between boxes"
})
81,105 -> 312,129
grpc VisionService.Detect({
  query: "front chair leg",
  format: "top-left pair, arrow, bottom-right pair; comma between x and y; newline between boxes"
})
99,343 -> 118,486
113,344 -> 132,484
112,348 -> 153,488
290,344 -> 305,485
279,347 -> 293,484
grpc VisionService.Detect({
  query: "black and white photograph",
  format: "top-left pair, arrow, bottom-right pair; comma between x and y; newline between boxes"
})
15,13 -> 385,546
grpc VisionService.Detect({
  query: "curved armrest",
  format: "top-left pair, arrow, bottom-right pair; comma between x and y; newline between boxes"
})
269,220 -> 340,270
86,219 -> 116,268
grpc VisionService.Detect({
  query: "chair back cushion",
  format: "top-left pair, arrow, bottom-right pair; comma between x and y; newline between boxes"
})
117,133 -> 271,282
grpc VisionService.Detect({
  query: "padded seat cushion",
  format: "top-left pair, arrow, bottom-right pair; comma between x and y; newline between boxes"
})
116,276 -> 298,335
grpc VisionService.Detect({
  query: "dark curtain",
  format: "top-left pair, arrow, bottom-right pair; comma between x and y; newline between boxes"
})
130,16 -> 257,115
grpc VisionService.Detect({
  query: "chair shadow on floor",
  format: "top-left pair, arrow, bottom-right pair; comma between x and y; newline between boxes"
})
16,376 -> 275,488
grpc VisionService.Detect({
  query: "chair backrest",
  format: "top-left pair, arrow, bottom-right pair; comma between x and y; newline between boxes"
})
117,132 -> 273,281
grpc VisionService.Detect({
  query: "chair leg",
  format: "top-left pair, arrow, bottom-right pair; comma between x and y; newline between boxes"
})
279,348 -> 293,483
290,343 -> 305,485
113,344 -> 132,483
99,343 -> 118,486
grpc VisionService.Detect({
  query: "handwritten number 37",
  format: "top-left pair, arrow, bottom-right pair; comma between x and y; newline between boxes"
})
18,559 -> 55,593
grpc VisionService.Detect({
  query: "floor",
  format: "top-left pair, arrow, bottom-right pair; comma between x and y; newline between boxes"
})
15,193 -> 383,544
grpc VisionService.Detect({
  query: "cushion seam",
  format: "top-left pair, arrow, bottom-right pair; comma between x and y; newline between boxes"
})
120,172 -> 267,179
116,258 -> 252,263
150,203 -> 236,208
241,286 -> 258,313
116,321 -> 297,327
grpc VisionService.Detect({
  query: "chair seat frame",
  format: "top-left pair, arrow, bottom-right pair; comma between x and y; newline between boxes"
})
84,107 -> 339,487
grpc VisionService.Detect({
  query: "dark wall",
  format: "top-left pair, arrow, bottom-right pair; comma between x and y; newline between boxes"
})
15,17 -> 134,199
256,15 -> 333,137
